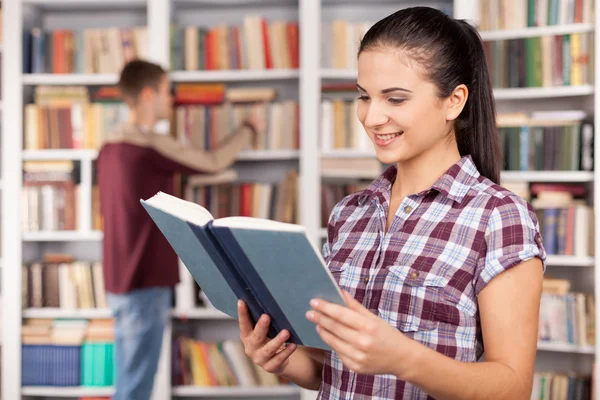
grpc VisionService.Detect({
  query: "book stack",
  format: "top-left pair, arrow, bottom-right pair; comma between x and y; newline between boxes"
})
321,182 -> 371,227
478,0 -> 595,30
539,278 -> 595,348
498,111 -> 594,172
174,84 -> 299,151
172,337 -> 285,387
23,254 -> 107,310
321,20 -> 373,69
24,86 -> 129,150
484,33 -> 593,88
21,318 -> 115,388
184,169 -> 298,223
531,372 -> 592,400
22,161 -> 78,232
170,17 -> 299,71
531,183 -> 594,256
23,27 -> 148,74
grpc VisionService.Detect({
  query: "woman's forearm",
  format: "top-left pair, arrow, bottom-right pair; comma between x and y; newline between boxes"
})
397,340 -> 530,400
279,347 -> 324,391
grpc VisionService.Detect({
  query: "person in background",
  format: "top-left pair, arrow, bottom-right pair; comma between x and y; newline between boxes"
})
97,59 -> 261,400
238,7 -> 546,400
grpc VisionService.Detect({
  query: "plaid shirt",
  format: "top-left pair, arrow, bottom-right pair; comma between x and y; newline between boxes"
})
318,155 -> 546,400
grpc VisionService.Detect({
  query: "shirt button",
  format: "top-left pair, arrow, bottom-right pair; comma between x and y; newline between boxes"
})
410,271 -> 419,280
404,205 -> 412,213
364,276 -> 369,284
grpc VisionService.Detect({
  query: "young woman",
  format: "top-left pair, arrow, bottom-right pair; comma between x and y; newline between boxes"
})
238,6 -> 546,399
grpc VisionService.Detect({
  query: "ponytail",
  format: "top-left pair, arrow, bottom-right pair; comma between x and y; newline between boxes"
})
455,21 -> 500,184
359,7 -> 502,184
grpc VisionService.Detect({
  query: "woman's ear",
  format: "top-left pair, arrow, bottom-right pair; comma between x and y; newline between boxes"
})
445,84 -> 468,122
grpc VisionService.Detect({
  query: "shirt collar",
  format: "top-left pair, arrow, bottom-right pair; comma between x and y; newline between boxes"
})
358,155 -> 481,205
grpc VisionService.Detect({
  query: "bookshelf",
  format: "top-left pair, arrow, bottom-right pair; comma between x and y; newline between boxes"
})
2,1 -> 599,400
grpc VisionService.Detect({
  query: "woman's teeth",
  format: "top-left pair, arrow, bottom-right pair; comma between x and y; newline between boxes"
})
376,132 -> 403,140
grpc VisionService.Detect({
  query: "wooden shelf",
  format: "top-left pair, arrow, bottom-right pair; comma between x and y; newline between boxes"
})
170,69 -> 299,82
480,23 -> 595,41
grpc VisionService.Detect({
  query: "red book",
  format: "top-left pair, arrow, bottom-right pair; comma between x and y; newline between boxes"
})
261,19 -> 272,69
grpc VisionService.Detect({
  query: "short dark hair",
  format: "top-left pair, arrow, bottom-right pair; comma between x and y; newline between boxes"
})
118,59 -> 166,104
360,7 -> 500,184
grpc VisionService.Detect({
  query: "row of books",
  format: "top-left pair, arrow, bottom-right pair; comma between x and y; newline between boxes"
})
320,99 -> 371,151
171,18 -> 299,71
484,34 -> 592,88
184,170 -> 298,224
22,161 -> 78,232
172,337 -> 284,387
175,101 -> 299,151
531,184 -> 593,256
321,20 -> 372,70
23,27 -> 149,74
321,182 -> 370,227
532,372 -> 592,400
24,86 -> 128,150
23,258 -> 106,310
478,0 -> 594,31
500,122 -> 594,171
22,318 -> 115,387
539,278 -> 595,346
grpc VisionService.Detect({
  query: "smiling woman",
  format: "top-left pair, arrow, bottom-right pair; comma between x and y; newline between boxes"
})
238,6 -> 546,400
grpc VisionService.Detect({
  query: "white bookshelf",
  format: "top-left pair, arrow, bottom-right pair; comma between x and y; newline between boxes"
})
170,69 -> 299,82
171,385 -> 302,397
3,0 -> 599,400
21,386 -> 114,397
23,308 -> 112,319
22,73 -> 119,86
479,23 -> 595,41
537,342 -> 596,355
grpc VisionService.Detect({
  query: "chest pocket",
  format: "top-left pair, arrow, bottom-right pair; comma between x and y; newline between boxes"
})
378,264 -> 448,332
327,256 -> 363,297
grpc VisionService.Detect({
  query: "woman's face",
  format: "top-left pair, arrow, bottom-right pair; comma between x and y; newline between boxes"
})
356,48 -> 459,167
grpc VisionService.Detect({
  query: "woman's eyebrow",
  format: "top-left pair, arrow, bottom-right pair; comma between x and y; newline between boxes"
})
356,83 -> 412,94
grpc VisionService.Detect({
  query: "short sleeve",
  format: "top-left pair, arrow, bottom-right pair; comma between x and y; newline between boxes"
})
321,197 -> 346,266
474,195 -> 547,295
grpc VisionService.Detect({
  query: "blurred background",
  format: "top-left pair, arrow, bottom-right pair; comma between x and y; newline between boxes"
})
0,0 -> 598,399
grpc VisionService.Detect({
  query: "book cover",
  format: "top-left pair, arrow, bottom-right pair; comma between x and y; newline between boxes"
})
141,191 -> 346,350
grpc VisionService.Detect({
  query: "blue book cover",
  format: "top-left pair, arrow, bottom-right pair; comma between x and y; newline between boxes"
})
141,191 -> 346,350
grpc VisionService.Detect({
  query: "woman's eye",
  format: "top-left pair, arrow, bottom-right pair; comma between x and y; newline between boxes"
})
388,98 -> 406,105
357,95 -> 370,101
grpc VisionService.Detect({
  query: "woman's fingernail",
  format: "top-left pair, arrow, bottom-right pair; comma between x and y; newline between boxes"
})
310,299 -> 319,308
306,311 -> 314,321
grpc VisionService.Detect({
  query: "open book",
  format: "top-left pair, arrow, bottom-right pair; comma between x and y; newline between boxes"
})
141,192 -> 346,350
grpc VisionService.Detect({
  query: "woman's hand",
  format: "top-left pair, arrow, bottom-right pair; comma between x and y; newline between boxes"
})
238,300 -> 297,375
306,291 -> 410,376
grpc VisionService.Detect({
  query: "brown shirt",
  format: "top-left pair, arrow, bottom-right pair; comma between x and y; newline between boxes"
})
97,123 -> 252,293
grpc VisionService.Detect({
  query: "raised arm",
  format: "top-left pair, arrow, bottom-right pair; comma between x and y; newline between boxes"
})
150,121 -> 257,175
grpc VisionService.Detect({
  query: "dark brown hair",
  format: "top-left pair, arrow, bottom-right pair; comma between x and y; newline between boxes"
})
118,59 -> 166,105
359,7 -> 500,183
